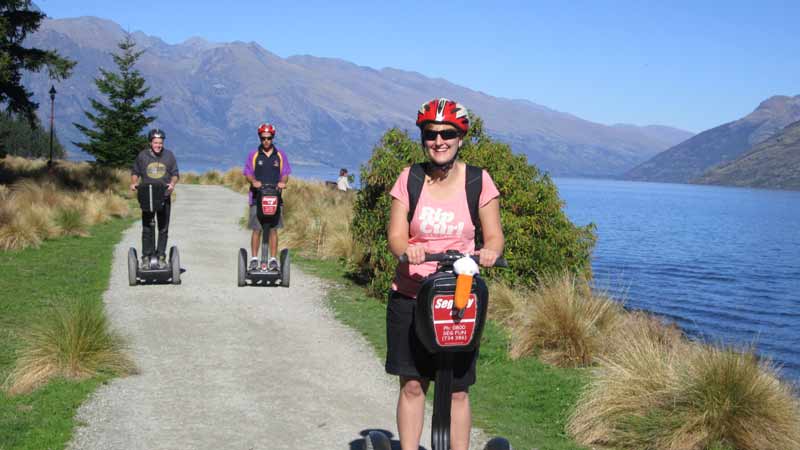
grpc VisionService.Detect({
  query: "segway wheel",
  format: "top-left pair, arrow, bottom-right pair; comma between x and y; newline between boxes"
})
170,246 -> 181,285
238,248 -> 247,287
127,247 -> 138,286
279,248 -> 290,287
364,431 -> 391,450
484,437 -> 513,450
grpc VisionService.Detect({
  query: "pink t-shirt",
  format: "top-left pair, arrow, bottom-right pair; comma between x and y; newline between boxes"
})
389,166 -> 500,298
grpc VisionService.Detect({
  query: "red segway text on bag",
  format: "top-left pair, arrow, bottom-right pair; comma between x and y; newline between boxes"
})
431,293 -> 477,347
261,195 -> 279,216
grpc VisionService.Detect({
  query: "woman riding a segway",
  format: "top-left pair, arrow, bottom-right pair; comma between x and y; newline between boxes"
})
385,98 -> 504,450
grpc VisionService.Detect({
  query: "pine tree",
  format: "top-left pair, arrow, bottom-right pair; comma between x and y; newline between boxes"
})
0,0 -> 75,126
74,35 -> 160,167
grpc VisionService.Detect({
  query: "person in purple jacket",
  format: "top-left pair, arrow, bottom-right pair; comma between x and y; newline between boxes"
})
242,123 -> 292,271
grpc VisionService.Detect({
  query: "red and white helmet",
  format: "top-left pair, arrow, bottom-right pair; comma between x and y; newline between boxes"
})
416,98 -> 470,133
257,123 -> 276,136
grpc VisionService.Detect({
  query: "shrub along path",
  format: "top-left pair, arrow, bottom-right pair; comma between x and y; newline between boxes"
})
68,184 -> 487,450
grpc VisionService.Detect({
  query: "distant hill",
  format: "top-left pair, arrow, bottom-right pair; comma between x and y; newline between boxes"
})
694,120 -> 800,190
611,123 -> 694,150
23,16 -> 691,175
624,95 -> 800,183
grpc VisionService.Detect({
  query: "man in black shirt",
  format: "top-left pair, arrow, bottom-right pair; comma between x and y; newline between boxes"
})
243,123 -> 292,271
130,129 -> 179,269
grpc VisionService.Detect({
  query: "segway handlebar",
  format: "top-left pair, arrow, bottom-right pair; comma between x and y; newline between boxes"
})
398,252 -> 508,268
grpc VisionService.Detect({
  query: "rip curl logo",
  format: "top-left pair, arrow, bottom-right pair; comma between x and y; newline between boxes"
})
418,206 -> 464,236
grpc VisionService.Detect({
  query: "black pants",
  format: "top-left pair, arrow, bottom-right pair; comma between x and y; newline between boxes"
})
141,199 -> 171,257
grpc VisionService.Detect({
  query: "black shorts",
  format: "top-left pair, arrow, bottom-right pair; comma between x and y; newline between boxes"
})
385,290 -> 477,392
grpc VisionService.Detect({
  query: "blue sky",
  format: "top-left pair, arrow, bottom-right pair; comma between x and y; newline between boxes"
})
39,0 -> 799,133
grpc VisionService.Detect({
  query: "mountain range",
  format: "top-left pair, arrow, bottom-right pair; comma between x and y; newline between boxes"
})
694,119 -> 800,190
624,95 -> 800,183
22,16 -> 692,175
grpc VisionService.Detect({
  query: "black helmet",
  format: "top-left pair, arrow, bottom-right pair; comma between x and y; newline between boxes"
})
148,128 -> 166,141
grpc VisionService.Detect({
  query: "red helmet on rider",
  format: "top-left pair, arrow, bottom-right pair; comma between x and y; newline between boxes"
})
257,123 -> 276,136
416,98 -> 470,134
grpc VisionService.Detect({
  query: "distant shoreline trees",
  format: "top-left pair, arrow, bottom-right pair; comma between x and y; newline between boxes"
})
74,35 -> 160,167
0,112 -> 64,158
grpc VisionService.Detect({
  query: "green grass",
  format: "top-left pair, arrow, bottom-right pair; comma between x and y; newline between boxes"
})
0,218 -> 132,450
296,255 -> 591,450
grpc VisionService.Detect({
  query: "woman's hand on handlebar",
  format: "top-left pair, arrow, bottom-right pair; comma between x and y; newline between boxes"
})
475,248 -> 500,268
277,181 -> 286,189
402,244 -> 426,265
129,183 -> 138,192
252,180 -> 263,189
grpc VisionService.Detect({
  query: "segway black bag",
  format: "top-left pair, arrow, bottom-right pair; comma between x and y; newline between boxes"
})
414,271 -> 489,354
254,185 -> 282,224
137,183 -> 168,212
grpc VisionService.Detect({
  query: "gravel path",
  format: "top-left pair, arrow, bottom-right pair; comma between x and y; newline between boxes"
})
68,184 -> 487,450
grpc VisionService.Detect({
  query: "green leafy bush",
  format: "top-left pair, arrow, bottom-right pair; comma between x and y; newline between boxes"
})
350,117 -> 596,297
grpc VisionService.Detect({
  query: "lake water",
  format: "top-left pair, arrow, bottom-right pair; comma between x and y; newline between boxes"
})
555,178 -> 800,383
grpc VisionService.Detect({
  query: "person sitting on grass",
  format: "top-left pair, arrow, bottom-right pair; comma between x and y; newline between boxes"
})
337,168 -> 351,192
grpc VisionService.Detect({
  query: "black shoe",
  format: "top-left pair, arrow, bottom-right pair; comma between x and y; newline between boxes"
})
249,258 -> 259,271
158,255 -> 167,269
140,256 -> 149,270
268,257 -> 279,271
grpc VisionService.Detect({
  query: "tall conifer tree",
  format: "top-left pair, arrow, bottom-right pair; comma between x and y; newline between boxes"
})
0,0 -> 75,126
74,35 -> 160,167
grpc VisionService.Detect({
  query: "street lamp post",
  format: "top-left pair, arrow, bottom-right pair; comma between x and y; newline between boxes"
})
48,85 -> 56,167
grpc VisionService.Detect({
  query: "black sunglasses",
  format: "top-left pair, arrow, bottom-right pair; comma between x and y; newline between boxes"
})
260,135 -> 274,141
422,129 -> 461,141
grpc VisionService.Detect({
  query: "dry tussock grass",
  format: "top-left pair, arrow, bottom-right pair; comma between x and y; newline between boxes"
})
0,158 -> 132,250
486,279 -> 530,329
222,168 -> 250,193
0,215 -> 43,250
104,191 -> 131,217
0,188 -> 12,226
281,180 -> 358,260
183,168 -> 248,192
198,169 -> 223,185
1,156 -> 129,194
180,172 -> 201,184
607,310 -> 685,357
55,205 -> 90,237
2,155 -> 42,173
568,325 -> 800,450
506,272 -> 624,366
4,298 -> 136,396
83,192 -> 111,225
23,204 -> 61,239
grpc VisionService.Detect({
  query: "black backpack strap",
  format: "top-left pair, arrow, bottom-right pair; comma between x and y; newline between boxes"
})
465,165 -> 483,228
407,163 -> 426,223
